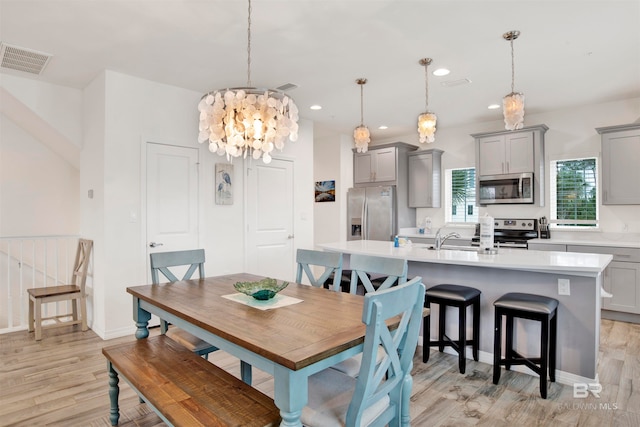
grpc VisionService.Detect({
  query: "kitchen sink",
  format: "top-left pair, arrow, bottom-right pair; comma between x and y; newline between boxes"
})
425,245 -> 478,252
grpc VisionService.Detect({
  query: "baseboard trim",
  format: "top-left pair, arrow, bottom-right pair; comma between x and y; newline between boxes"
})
419,344 -> 597,386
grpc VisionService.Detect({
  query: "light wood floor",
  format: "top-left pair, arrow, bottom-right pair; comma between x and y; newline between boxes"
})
1,319 -> 638,426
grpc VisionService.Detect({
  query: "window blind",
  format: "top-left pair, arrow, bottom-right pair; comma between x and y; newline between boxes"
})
551,158 -> 598,227
449,168 -> 477,223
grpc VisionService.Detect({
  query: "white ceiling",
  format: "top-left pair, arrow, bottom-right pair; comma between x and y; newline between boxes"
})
1,0 -> 639,140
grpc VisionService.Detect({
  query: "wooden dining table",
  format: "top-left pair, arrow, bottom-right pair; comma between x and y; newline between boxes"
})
126,273 -> 370,427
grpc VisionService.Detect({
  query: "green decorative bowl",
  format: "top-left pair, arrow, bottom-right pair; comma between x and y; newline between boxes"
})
233,278 -> 289,300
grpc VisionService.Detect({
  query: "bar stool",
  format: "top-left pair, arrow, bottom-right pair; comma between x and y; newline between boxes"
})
493,292 -> 558,399
423,284 -> 481,374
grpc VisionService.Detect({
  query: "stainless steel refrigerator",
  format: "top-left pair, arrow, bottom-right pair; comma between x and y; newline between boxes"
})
347,185 -> 414,241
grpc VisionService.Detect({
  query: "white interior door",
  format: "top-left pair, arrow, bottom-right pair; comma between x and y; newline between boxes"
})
245,158 -> 295,281
146,142 -> 199,281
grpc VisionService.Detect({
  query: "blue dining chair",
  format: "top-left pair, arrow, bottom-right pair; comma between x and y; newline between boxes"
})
329,254 -> 410,378
348,253 -> 408,294
150,249 -> 252,384
295,249 -> 343,291
301,276 -> 425,427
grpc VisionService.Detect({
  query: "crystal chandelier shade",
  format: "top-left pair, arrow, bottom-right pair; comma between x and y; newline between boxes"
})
503,30 -> 524,130
353,78 -> 370,153
418,58 -> 437,143
197,0 -> 299,164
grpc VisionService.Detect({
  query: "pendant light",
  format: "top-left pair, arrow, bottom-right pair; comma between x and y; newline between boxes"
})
502,30 -> 525,130
197,0 -> 299,164
353,78 -> 370,153
417,58 -> 437,143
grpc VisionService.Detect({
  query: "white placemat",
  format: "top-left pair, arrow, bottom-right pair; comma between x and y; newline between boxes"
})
222,293 -> 303,310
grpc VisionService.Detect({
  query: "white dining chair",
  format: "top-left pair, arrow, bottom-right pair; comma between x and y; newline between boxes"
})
150,249 -> 252,383
295,249 -> 343,291
301,276 -> 425,427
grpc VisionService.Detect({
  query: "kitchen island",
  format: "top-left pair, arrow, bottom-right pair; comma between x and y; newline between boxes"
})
318,240 -> 613,384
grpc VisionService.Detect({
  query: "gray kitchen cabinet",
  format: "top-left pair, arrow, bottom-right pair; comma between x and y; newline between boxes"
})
408,149 -> 443,208
354,147 -> 396,184
477,132 -> 533,175
567,245 -> 640,315
472,124 -> 548,206
528,242 -> 567,252
353,142 -> 416,186
596,123 -> 640,205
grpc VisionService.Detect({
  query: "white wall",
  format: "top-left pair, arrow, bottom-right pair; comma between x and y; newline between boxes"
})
0,114 -> 80,236
83,71 -> 315,338
0,77 -> 83,236
313,131 -> 352,246
368,97 -> 640,234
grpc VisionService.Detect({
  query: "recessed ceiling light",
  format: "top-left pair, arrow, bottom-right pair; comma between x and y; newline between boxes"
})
378,125 -> 388,130
433,68 -> 450,77
310,105 -> 322,110
488,104 -> 501,110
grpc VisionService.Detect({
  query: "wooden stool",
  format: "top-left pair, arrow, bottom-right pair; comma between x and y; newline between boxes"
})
493,292 -> 558,399
423,284 -> 481,374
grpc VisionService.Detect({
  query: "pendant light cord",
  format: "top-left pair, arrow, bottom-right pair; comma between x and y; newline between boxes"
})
424,62 -> 429,111
360,83 -> 364,126
510,38 -> 515,93
247,0 -> 252,87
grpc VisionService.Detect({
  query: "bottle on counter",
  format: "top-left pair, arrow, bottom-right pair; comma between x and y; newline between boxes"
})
394,235 -> 399,247
425,217 -> 432,234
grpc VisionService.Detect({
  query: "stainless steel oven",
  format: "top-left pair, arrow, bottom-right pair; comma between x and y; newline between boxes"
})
478,172 -> 534,204
471,218 -> 538,249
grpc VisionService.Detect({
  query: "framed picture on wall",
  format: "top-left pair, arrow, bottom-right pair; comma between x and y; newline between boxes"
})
215,163 -> 233,205
315,180 -> 335,202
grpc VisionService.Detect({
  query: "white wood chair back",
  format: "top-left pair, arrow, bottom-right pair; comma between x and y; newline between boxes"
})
349,254 -> 408,294
27,238 -> 93,340
295,249 -> 343,291
74,239 -> 93,295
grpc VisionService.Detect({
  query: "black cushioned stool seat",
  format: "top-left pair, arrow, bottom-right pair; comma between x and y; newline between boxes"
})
493,292 -> 558,399
423,284 -> 481,374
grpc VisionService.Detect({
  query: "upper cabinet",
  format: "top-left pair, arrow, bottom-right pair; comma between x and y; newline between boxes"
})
354,147 -> 396,184
477,132 -> 534,175
408,149 -> 443,208
472,125 -> 548,206
596,123 -> 640,205
353,142 -> 416,186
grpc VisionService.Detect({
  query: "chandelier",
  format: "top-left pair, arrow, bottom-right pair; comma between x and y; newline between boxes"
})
197,0 -> 299,164
417,58 -> 437,143
503,30 -> 524,130
353,78 -> 370,153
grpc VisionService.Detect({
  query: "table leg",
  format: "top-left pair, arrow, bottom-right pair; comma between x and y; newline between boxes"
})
133,297 -> 151,339
107,361 -> 120,426
273,365 -> 307,427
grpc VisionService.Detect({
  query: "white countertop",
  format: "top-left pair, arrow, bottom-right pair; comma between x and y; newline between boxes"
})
318,240 -> 613,277
529,231 -> 640,248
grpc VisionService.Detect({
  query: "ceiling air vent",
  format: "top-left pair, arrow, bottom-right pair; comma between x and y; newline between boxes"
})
440,78 -> 472,88
0,42 -> 52,75
276,83 -> 298,92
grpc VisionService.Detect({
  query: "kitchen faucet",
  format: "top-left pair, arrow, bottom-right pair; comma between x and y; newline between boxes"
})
435,228 -> 461,250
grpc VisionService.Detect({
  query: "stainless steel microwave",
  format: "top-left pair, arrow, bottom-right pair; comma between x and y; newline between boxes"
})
478,172 -> 534,204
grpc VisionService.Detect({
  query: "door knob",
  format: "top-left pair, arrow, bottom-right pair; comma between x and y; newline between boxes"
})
287,235 -> 295,239
149,242 -> 164,247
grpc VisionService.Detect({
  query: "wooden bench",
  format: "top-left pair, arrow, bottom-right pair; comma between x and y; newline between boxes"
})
102,335 -> 280,427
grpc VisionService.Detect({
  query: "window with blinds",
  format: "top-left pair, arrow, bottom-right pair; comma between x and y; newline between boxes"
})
446,168 -> 478,223
550,158 -> 599,227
